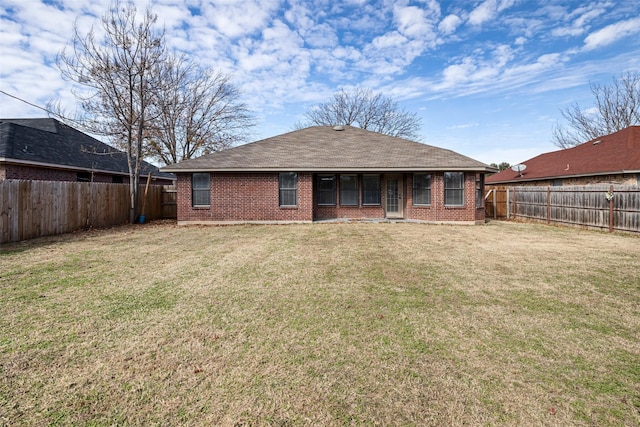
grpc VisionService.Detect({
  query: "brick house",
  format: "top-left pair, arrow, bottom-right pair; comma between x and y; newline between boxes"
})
161,125 -> 497,224
486,126 -> 640,187
1,118 -> 174,185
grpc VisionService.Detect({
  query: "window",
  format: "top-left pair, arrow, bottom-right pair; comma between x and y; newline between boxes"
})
475,173 -> 484,207
552,178 -> 563,186
279,172 -> 298,206
444,172 -> 464,206
362,174 -> 381,205
317,175 -> 336,205
413,173 -> 431,205
112,176 -> 123,184
192,173 -> 210,206
340,174 -> 358,206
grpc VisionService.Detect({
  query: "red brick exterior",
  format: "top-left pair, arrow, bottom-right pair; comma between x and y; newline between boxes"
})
177,171 -> 486,224
177,173 -> 313,223
404,173 -> 482,223
0,164 -> 173,185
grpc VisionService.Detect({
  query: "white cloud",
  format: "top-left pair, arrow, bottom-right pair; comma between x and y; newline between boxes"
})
551,4 -> 607,37
395,6 -> 430,38
437,44 -> 514,91
371,31 -> 408,50
202,0 -> 281,38
515,36 -> 527,46
468,0 -> 516,26
439,14 -> 461,35
447,122 -> 479,129
583,16 -> 640,50
468,0 -> 496,26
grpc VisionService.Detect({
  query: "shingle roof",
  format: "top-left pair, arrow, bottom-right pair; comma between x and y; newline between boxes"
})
0,118 -> 174,180
161,125 -> 494,172
486,126 -> 640,184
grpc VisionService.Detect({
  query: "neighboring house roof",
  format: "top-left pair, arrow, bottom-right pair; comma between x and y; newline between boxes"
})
486,126 -> 640,184
0,118 -> 174,180
162,125 -> 495,173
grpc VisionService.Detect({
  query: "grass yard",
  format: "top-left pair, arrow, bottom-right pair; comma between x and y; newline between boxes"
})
1,221 -> 639,426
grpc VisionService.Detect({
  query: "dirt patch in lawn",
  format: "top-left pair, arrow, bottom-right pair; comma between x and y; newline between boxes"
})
1,221 -> 639,426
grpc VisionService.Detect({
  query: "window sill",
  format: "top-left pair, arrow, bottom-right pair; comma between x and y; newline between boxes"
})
279,205 -> 298,209
192,205 -> 210,209
413,204 -> 431,208
444,205 -> 465,209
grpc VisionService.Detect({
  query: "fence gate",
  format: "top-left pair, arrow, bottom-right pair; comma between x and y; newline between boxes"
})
161,185 -> 177,219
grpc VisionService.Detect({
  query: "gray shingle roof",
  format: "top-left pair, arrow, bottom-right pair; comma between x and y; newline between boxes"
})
1,118 -> 174,180
162,125 -> 494,172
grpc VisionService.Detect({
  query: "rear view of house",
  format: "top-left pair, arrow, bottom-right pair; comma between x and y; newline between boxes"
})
162,125 -> 497,224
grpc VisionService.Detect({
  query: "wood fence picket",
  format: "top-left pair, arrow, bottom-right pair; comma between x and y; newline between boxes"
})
0,180 -> 176,244
491,185 -> 639,233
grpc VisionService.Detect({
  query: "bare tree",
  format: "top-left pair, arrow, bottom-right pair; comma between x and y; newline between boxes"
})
147,57 -> 255,165
301,88 -> 422,140
552,71 -> 640,148
57,1 -> 166,222
55,1 -> 166,223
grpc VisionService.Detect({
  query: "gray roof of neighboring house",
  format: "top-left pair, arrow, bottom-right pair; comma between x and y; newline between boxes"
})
0,118 -> 174,180
162,125 -> 495,173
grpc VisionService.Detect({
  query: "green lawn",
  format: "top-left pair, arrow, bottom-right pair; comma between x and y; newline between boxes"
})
1,221 -> 639,426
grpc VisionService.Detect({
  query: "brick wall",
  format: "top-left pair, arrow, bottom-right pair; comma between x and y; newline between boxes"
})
1,164 -> 77,181
0,164 -> 172,185
176,172 -> 313,223
176,171 -> 484,224
404,172 -> 482,223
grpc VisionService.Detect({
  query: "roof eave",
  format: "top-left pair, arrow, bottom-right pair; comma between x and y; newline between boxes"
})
161,166 -> 497,173
1,157 -> 175,180
487,169 -> 640,184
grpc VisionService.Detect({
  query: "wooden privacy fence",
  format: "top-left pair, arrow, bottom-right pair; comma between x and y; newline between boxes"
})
1,180 -> 176,244
489,185 -> 639,233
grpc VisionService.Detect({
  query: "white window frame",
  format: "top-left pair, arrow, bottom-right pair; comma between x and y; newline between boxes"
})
444,172 -> 464,206
192,173 -> 210,207
279,172 -> 298,207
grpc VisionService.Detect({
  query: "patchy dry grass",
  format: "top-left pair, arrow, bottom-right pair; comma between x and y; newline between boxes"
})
1,221 -> 639,426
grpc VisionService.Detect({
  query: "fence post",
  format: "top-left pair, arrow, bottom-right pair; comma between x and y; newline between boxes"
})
609,184 -> 614,233
547,186 -> 551,225
493,188 -> 497,219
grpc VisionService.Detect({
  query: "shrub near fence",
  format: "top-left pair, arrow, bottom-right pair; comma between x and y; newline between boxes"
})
510,185 -> 639,233
0,180 -> 173,244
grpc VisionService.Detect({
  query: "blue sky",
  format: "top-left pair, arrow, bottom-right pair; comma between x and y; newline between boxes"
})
1,0 -> 639,165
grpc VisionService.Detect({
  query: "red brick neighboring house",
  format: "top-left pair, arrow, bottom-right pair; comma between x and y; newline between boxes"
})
0,118 -> 174,185
486,126 -> 640,187
161,125 -> 497,224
